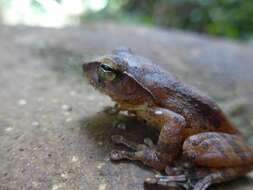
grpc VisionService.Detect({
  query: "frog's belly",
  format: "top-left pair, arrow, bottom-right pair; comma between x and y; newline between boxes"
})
135,110 -> 163,131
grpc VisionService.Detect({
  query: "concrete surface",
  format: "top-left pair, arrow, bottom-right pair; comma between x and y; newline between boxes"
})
1,23 -> 253,190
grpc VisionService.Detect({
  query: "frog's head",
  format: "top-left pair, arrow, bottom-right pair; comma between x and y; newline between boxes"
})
83,48 -> 156,107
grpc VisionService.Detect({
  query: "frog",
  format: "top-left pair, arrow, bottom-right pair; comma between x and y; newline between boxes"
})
82,47 -> 253,190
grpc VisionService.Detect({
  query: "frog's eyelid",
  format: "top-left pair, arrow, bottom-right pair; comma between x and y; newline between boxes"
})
123,71 -> 156,102
100,63 -> 114,72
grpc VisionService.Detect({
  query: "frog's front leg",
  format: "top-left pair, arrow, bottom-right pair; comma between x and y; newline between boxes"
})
110,135 -> 170,170
110,107 -> 186,171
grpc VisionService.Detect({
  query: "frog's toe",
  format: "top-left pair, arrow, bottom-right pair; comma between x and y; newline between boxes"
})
110,150 -> 135,161
145,175 -> 187,188
111,135 -> 144,151
110,150 -> 125,160
111,135 -> 155,150
155,174 -> 187,183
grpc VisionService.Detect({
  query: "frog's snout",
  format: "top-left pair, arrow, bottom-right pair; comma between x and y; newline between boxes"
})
82,61 -> 100,74
82,61 -> 101,87
82,62 -> 96,78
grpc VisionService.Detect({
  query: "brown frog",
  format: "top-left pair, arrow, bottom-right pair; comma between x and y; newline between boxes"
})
83,48 -> 253,190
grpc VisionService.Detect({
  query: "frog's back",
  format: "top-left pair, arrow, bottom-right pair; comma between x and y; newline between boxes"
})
118,51 -> 239,135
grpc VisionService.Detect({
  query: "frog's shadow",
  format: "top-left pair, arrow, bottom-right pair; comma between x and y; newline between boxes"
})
79,110 -> 253,190
79,110 -> 159,157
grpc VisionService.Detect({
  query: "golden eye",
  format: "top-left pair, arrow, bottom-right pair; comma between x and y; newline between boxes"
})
98,64 -> 117,81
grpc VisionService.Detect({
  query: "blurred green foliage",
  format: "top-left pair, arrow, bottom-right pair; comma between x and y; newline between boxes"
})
1,0 -> 252,40
83,0 -> 253,40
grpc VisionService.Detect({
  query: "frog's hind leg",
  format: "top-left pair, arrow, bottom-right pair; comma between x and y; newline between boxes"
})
194,165 -> 253,190
145,174 -> 187,189
146,132 -> 253,189
145,165 -> 253,190
182,132 -> 253,168
182,132 -> 253,189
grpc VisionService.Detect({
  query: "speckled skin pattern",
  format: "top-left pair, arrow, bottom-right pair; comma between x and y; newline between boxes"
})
83,48 -> 253,190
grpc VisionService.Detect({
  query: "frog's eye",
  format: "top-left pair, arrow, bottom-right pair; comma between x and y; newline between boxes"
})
98,63 -> 117,81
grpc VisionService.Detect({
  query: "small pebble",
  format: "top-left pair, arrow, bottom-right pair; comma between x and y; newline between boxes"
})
52,184 -> 63,190
69,91 -> 76,96
18,99 -> 27,106
5,127 -> 13,132
61,172 -> 68,179
96,163 -> 105,169
98,141 -> 103,146
98,184 -> 107,190
65,118 -> 72,123
71,156 -> 78,162
32,181 -> 39,188
32,122 -> 40,126
61,104 -> 72,112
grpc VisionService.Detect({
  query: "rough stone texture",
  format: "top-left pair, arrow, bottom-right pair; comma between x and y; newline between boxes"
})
0,23 -> 253,190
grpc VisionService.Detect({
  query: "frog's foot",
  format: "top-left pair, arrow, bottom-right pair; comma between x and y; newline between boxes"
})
145,174 -> 188,189
146,173 -> 217,190
110,135 -> 168,171
144,165 -> 190,189
146,166 -> 250,190
193,174 -> 217,190
192,171 -> 231,190
111,135 -> 154,150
